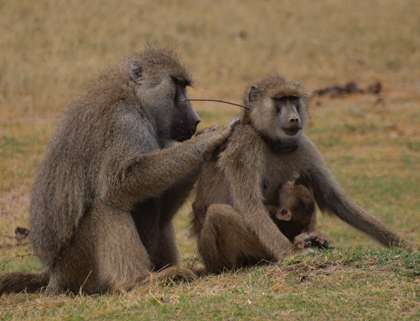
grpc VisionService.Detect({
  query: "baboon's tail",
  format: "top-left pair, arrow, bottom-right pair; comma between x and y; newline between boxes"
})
0,271 -> 49,295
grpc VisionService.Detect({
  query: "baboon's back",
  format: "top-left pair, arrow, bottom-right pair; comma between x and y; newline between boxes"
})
30,104 -> 111,266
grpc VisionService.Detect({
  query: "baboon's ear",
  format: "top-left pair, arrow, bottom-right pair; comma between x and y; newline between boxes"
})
248,85 -> 261,105
129,62 -> 143,82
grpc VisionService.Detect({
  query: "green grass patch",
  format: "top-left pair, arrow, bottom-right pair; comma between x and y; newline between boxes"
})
283,247 -> 419,279
0,136 -> 26,157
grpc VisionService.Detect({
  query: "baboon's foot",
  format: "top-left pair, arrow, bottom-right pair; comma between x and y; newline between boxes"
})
108,278 -> 143,294
45,275 -> 65,295
153,266 -> 197,285
294,232 -> 331,250
107,268 -> 197,292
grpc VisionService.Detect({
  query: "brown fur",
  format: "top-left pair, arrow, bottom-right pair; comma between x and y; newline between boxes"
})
192,75 -> 406,273
0,48 -> 229,295
268,181 -> 316,241
0,271 -> 49,295
268,181 -> 330,249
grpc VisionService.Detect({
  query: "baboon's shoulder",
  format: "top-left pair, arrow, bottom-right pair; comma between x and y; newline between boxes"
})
218,123 -> 265,171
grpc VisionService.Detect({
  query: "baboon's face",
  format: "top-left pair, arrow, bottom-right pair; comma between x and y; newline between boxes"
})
130,63 -> 200,142
276,182 -> 313,223
248,87 -> 306,146
273,95 -> 303,138
168,77 -> 201,141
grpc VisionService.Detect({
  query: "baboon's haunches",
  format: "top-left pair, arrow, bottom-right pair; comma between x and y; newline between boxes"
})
192,75 -> 407,273
0,48 -> 230,295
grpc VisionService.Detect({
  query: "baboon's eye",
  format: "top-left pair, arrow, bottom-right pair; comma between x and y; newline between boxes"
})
295,100 -> 301,112
275,103 -> 282,113
174,86 -> 182,102
274,96 -> 299,103
272,99 -> 282,113
174,85 -> 188,104
129,63 -> 143,82
171,76 -> 191,88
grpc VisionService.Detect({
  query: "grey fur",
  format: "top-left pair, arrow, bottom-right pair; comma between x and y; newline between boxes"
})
1,48 -> 229,294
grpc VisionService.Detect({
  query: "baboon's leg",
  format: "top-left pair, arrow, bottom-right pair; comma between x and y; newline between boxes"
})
151,176 -> 196,271
48,204 -> 152,294
198,204 -> 270,273
152,223 -> 179,271
92,205 -> 153,293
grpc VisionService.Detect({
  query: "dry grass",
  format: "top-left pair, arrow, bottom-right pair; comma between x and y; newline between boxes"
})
0,1 -> 419,320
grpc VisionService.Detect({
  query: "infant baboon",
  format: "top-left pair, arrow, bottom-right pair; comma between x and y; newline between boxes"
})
268,181 -> 330,249
192,75 -> 407,273
0,48 -> 230,295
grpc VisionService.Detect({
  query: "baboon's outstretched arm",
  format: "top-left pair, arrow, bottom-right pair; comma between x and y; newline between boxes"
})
161,176 -> 196,223
100,129 -> 225,211
304,143 -> 404,247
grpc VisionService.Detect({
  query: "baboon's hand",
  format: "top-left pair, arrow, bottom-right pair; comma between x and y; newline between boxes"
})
294,232 -> 331,250
194,126 -> 233,160
195,125 -> 218,136
204,126 -> 234,160
153,267 -> 197,285
195,117 -> 239,137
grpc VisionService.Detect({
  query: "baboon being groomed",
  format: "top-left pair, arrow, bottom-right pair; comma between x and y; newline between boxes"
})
267,180 -> 330,250
0,48 -> 231,295
191,75 -> 408,273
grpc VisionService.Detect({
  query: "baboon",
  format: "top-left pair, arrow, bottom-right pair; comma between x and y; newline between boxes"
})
191,75 -> 407,273
267,180 -> 330,249
0,48 -> 231,295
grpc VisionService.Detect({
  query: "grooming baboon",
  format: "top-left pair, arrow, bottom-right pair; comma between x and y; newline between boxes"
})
192,75 -> 407,273
267,180 -> 330,249
0,48 -> 231,295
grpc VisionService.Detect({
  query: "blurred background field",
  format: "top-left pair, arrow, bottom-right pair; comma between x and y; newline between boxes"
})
0,1 -> 419,320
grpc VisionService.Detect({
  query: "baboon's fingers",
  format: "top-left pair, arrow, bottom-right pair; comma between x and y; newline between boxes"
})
190,267 -> 208,277
293,233 -> 311,249
308,232 -> 332,249
294,232 -> 332,250
195,125 -> 218,136
200,126 -> 234,161
151,267 -> 197,285
196,118 -> 238,137
214,125 -> 237,146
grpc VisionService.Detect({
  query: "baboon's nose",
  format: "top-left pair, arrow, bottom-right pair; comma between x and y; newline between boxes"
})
289,116 -> 300,124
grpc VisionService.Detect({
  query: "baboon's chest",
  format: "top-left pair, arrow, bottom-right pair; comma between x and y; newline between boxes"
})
262,152 -> 302,205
